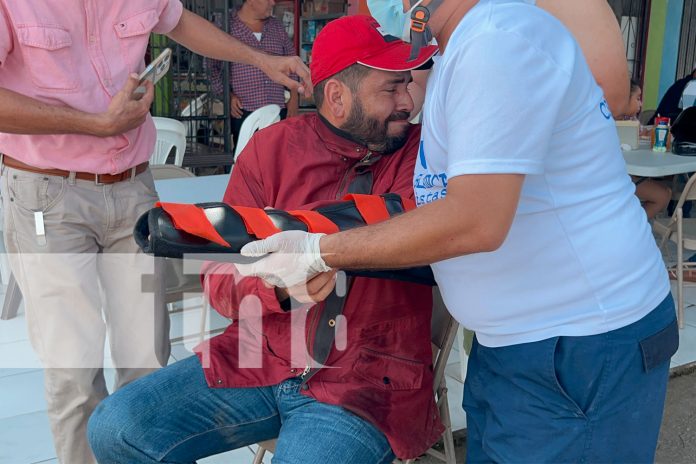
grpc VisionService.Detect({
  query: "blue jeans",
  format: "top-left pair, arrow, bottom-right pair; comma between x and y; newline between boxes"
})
87,356 -> 394,463
464,294 -> 678,463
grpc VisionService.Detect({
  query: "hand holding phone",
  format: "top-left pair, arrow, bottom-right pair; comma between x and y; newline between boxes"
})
134,48 -> 172,98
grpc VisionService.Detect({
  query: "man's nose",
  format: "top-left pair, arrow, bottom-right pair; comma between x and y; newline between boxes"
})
398,89 -> 415,114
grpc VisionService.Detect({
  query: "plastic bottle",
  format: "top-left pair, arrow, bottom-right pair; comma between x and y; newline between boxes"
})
653,119 -> 669,152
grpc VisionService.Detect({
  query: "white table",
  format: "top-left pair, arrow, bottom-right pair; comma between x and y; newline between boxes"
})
623,147 -> 696,177
154,173 -> 230,203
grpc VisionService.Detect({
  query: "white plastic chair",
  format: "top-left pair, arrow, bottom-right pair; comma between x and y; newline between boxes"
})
151,117 -> 187,166
233,104 -> 282,162
180,93 -> 208,141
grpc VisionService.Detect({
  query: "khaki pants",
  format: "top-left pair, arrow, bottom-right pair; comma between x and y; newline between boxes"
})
0,166 -> 169,464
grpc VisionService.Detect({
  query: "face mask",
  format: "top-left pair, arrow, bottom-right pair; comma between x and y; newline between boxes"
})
366,0 -> 413,38
367,0 -> 426,41
368,0 -> 438,61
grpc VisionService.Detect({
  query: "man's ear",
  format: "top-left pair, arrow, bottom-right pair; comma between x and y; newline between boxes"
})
324,79 -> 350,120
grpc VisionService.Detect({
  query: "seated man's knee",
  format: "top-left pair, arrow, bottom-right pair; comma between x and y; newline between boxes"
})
87,394 -> 138,459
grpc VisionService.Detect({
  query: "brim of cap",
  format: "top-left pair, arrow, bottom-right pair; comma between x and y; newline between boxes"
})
358,42 -> 439,73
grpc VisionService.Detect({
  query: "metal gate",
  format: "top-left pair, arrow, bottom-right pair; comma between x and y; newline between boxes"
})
608,0 -> 650,81
149,0 -> 234,155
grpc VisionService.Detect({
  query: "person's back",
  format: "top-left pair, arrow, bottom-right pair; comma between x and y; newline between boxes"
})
652,67 -> 696,123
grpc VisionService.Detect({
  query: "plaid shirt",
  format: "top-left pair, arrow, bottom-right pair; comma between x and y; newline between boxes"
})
208,10 -> 295,111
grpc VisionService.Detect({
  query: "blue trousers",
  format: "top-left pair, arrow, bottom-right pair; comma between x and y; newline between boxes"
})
87,356 -> 394,463
464,294 -> 678,463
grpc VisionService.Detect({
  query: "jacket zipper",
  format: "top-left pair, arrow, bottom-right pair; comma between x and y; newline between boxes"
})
335,151 -> 373,200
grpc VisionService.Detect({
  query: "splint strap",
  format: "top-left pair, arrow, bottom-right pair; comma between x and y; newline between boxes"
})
230,206 -> 282,239
342,194 -> 391,224
155,202 -> 230,248
288,210 -> 340,234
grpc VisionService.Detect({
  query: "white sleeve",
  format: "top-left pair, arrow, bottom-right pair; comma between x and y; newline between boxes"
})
443,30 -> 572,178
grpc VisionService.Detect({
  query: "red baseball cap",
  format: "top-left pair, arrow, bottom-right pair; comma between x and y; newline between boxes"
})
310,15 -> 438,85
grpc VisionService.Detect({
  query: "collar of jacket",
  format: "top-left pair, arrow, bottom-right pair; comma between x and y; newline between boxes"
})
312,113 -> 376,161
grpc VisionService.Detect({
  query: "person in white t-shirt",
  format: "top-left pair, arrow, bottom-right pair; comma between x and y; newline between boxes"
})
239,1 -> 678,461
368,0 -> 632,117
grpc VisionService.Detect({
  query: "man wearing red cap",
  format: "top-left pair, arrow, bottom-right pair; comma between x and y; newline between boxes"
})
87,15 -> 442,463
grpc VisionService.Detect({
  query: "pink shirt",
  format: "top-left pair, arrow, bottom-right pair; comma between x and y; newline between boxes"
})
0,0 -> 183,174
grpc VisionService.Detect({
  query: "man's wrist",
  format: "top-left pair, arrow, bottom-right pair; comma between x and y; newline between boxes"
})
249,49 -> 268,72
84,113 -> 113,137
318,234 -> 335,269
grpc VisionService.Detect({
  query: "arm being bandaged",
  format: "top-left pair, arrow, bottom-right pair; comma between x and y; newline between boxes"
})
134,193 -> 435,285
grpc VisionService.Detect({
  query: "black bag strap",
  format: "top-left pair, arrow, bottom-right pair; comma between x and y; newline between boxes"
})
300,160 -> 375,385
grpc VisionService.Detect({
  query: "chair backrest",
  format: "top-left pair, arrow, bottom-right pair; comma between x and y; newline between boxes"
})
639,109 -> 656,126
150,164 -> 195,180
431,287 -> 459,391
180,93 -> 208,140
424,287 -> 459,464
672,173 -> 696,212
233,104 -> 282,161
151,117 -> 188,166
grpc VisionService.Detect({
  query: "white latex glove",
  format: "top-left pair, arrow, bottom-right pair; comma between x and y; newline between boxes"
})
238,231 -> 331,288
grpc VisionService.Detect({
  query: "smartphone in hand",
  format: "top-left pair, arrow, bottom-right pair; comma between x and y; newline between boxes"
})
134,48 -> 172,98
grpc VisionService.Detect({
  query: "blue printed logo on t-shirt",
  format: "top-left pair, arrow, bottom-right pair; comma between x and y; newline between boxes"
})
419,140 -> 427,169
599,99 -> 612,119
413,139 -> 448,206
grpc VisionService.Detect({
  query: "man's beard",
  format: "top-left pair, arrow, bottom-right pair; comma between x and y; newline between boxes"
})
340,97 -> 411,154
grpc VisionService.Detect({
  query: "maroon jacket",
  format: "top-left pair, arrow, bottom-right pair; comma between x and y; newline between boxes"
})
196,114 -> 443,459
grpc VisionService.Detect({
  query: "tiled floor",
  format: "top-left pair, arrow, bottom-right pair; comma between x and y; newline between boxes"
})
2,283 -> 695,464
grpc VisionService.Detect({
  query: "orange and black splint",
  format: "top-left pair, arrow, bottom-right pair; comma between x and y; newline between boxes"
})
134,193 -> 435,285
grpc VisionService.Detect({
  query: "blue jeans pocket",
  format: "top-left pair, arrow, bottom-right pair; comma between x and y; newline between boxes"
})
639,319 -> 679,372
